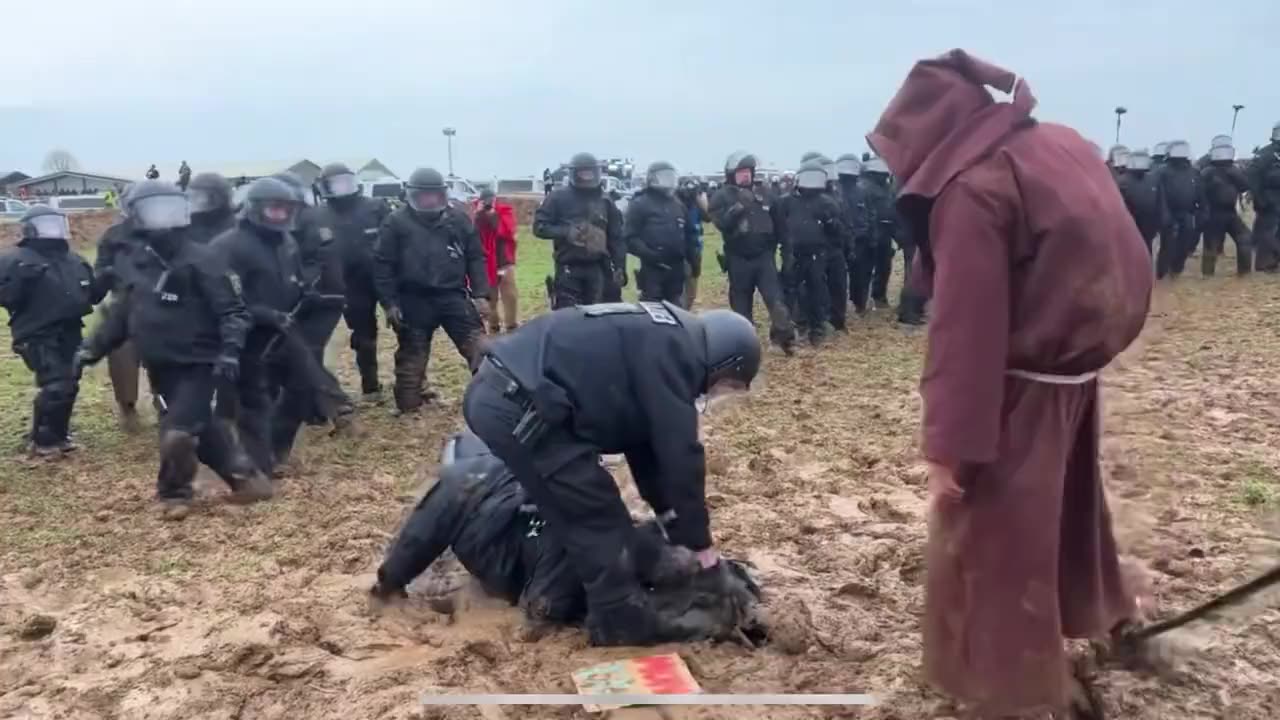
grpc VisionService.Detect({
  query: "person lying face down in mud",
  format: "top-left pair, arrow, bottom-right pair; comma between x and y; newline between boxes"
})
371,430 -> 767,646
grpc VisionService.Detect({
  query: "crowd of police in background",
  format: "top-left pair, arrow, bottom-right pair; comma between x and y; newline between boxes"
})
2,119 -> 1279,517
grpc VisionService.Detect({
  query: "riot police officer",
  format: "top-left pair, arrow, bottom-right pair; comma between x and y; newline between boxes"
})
1107,144 -> 1130,183
626,161 -> 698,304
1200,143 -> 1253,276
1117,148 -> 1165,255
462,302 -> 762,646
533,152 -> 626,307
313,162 -> 392,399
186,172 -> 237,245
1250,122 -> 1280,272
857,158 -> 899,311
92,187 -> 145,430
0,206 -> 99,455
210,177 -> 309,475
777,160 -> 846,345
78,181 -> 271,518
829,154 -> 863,331
374,167 -> 489,414
708,151 -> 795,354
1151,141 -> 1170,171
1158,140 -> 1203,278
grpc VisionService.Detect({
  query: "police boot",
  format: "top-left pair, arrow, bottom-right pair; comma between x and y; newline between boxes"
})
157,430 -> 199,520
351,338 -> 381,400
1237,243 -> 1254,276
1201,249 -> 1217,277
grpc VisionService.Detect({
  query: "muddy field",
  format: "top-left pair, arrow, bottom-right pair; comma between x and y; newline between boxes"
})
2,231 -> 1279,720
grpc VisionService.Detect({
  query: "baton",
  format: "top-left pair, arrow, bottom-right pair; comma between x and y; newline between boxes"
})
1122,562 -> 1280,644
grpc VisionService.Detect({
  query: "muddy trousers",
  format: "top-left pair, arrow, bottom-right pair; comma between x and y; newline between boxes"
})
228,358 -> 278,476
636,261 -> 686,304
394,290 -> 484,412
1157,214 -> 1196,278
343,282 -> 382,395
107,341 -> 140,411
1200,213 -> 1252,276
14,322 -> 81,448
726,252 -> 794,348
791,248 -> 830,341
1253,208 -> 1280,272
150,363 -> 258,501
552,261 -> 608,309
463,364 -> 670,644
826,250 -> 849,330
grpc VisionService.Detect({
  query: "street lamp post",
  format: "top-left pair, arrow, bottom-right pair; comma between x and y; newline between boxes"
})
1114,106 -> 1128,144
1231,104 -> 1245,135
442,127 -> 457,177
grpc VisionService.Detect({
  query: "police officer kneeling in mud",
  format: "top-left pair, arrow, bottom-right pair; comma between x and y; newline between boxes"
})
76,181 -> 273,519
371,430 -> 767,645
461,300 -> 762,645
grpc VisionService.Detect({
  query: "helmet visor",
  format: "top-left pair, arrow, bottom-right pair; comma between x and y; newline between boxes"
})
649,168 -> 678,191
323,172 -> 358,197
796,168 -> 827,190
28,214 -> 70,240
188,188 -> 218,213
1110,148 -> 1130,167
134,194 -> 191,230
407,189 -> 447,212
1128,153 -> 1152,171
1210,145 -> 1235,162
835,158 -> 861,176
260,201 -> 298,226
573,167 -> 601,187
1211,134 -> 1232,148
1167,141 -> 1191,159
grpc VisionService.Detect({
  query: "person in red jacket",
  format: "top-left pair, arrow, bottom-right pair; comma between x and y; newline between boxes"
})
471,189 -> 519,332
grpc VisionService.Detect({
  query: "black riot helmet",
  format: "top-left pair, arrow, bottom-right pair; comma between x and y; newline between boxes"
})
1127,148 -> 1152,173
569,152 -> 602,190
271,172 -> 310,204
1271,121 -> 1280,143
724,151 -> 757,186
835,153 -> 862,178
19,205 -> 70,241
1209,143 -> 1235,165
794,159 -> 828,192
187,172 -> 233,215
404,167 -> 449,218
697,309 -> 762,392
800,151 -> 824,164
126,180 -> 191,232
646,161 -> 678,195
319,162 -> 360,198
1166,140 -> 1192,163
1152,141 -> 1170,160
243,176 -> 304,233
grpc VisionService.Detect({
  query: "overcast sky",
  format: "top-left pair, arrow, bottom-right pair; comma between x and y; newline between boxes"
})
2,0 -> 1274,181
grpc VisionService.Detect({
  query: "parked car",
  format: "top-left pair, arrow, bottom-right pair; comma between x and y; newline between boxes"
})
18,195 -> 109,212
1,197 -> 31,217
361,177 -> 403,203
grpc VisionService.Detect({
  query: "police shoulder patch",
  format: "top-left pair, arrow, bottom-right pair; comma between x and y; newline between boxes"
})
226,271 -> 243,296
318,227 -> 335,242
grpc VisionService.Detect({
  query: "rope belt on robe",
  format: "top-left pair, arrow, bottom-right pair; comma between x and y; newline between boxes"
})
1005,369 -> 1098,384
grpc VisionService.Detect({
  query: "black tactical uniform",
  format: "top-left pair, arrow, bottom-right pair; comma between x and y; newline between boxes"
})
315,163 -> 391,396
835,165 -> 871,320
461,303 -> 760,646
708,151 -> 794,353
93,211 -> 144,424
626,162 -> 697,304
533,152 -> 626,308
186,172 -> 237,245
777,161 -> 846,344
0,207 -> 98,454
1249,130 -> 1280,272
79,181 -> 270,514
1200,148 -> 1253,276
826,155 -> 862,331
374,167 -> 489,413
1117,150 -> 1166,254
373,430 -> 766,643
1157,142 -> 1203,278
855,163 -> 898,311
210,177 -> 308,475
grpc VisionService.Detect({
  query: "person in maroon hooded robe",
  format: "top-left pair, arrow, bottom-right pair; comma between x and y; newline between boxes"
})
867,50 -> 1154,719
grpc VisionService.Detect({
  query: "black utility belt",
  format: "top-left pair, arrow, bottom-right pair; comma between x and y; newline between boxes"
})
481,356 -> 548,448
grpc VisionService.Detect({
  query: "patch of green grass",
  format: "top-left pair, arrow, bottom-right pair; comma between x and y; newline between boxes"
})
1235,460 -> 1276,507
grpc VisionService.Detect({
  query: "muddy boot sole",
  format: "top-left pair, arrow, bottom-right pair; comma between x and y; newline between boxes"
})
157,500 -> 192,521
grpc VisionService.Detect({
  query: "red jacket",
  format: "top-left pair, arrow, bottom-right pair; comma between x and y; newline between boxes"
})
470,199 -> 517,287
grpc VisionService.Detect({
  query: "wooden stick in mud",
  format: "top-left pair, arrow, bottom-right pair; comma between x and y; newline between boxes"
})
1127,563 -> 1280,642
